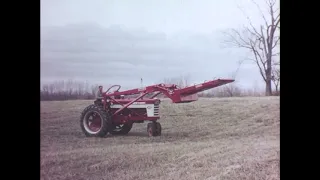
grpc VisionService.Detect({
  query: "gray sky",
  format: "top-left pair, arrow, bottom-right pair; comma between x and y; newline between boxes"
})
41,0 -> 271,90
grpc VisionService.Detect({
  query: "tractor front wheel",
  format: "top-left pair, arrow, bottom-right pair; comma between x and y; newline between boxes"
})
155,122 -> 162,136
109,123 -> 133,135
147,122 -> 161,137
80,104 -> 111,137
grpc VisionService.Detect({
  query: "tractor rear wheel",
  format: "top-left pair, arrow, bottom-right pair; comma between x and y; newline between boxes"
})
80,104 -> 111,137
109,123 -> 133,135
147,122 -> 161,137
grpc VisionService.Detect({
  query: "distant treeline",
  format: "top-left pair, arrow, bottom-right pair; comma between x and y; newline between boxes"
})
40,80 -> 279,101
41,80 -> 98,101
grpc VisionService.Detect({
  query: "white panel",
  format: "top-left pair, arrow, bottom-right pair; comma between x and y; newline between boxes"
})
110,104 -> 155,117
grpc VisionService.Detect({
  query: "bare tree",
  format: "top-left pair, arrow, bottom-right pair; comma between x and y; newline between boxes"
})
222,84 -> 242,97
271,64 -> 280,94
163,75 -> 190,88
223,58 -> 244,97
40,80 -> 97,101
224,0 -> 280,96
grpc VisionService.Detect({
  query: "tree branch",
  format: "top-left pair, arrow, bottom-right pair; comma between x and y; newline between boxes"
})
224,0 -> 279,92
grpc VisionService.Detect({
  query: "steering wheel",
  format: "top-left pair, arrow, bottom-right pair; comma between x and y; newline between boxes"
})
105,85 -> 121,94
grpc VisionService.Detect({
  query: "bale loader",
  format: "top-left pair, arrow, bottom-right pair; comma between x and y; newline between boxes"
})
80,78 -> 234,137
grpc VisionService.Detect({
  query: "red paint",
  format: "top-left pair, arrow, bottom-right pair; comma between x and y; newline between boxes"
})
111,98 -> 159,104
101,79 -> 234,124
88,115 -> 102,132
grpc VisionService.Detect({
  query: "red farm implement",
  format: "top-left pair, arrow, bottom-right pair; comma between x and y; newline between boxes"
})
80,78 -> 234,137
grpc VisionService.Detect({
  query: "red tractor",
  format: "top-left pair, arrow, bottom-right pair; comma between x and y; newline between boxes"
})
80,78 -> 234,137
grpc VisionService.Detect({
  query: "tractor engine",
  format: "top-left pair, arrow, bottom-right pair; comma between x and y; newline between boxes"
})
108,98 -> 161,124
111,98 -> 160,117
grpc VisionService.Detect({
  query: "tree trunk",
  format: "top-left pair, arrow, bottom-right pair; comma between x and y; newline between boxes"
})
265,79 -> 272,96
265,63 -> 272,96
265,47 -> 273,96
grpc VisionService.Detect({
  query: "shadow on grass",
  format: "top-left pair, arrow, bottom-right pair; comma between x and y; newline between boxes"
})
108,131 -> 147,137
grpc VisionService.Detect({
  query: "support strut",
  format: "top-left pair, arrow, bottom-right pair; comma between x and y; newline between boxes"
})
111,92 -> 148,116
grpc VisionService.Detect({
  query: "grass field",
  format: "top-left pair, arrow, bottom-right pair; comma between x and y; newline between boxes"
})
40,97 -> 280,180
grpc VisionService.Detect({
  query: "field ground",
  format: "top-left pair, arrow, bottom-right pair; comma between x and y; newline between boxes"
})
41,97 -> 280,180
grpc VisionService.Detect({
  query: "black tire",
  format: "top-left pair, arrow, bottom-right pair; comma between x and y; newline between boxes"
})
147,122 -> 157,137
109,123 -> 133,135
155,122 -> 162,136
80,104 -> 111,137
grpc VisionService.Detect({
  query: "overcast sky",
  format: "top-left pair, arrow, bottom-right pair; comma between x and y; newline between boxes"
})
41,0 -> 273,90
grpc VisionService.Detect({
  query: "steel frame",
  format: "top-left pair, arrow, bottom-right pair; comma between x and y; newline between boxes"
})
101,79 -> 234,123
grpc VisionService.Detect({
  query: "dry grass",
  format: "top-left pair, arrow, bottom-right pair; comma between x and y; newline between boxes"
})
41,97 -> 280,180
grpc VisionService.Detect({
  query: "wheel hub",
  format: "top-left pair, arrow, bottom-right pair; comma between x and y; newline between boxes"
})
84,112 -> 103,134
